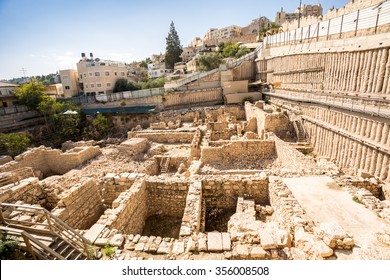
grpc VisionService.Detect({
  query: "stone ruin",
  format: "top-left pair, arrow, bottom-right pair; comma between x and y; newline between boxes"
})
1,104 -> 390,260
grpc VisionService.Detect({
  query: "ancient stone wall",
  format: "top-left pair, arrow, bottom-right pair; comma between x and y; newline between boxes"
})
0,146 -> 101,177
101,172 -> 138,207
245,102 -> 293,139
128,131 -> 195,144
201,140 -> 276,166
0,178 -> 43,204
51,177 -> 104,230
202,175 -> 269,208
107,179 -> 148,235
146,177 -> 189,217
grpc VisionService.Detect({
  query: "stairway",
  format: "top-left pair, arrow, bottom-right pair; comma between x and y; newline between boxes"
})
48,237 -> 88,260
293,119 -> 307,142
0,203 -> 92,260
160,156 -> 170,173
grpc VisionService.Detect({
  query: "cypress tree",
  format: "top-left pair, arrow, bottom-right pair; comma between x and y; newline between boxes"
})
165,21 -> 182,69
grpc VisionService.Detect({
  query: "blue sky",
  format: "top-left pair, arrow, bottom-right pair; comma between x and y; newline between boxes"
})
0,0 -> 349,80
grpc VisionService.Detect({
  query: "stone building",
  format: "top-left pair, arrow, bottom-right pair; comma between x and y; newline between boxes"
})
59,69 -> 79,98
275,4 -> 323,25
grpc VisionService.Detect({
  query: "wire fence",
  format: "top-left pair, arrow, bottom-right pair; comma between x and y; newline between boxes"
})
264,0 -> 390,47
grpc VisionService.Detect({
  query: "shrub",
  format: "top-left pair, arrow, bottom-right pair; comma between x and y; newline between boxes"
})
102,244 -> 115,258
0,133 -> 30,158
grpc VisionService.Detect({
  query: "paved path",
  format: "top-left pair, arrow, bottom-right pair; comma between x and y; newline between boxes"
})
283,176 -> 390,259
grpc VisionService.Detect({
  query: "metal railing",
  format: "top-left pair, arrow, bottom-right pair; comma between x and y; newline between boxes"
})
164,68 -> 220,89
264,0 -> 390,47
0,203 -> 92,259
0,105 -> 29,116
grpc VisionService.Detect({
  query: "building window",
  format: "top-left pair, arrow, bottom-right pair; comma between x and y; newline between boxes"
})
90,83 -> 95,88
80,74 -> 83,79
107,83 -> 111,87
97,83 -> 102,88
85,84 -> 89,89
95,72 -> 100,76
121,72 -> 125,76
89,72 -> 93,77
105,71 -> 110,76
83,73 -> 87,77
65,86 -> 70,90
114,72 -> 117,76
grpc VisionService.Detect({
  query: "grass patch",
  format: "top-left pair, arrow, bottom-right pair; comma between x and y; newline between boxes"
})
352,196 -> 364,205
102,244 -> 116,258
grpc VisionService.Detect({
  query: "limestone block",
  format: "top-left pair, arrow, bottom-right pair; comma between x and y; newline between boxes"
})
157,241 -> 172,254
95,238 -> 109,246
133,234 -> 141,243
186,237 -> 196,252
320,222 -> 349,248
207,232 -> 223,251
172,241 -> 185,254
198,237 -> 207,251
134,243 -> 145,251
358,169 -> 371,179
222,232 -> 231,251
250,246 -> 267,259
235,244 -> 250,259
315,241 -> 334,258
110,234 -> 124,247
179,226 -> 191,236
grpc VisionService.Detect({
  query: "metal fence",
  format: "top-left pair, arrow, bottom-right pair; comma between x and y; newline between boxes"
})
264,0 -> 390,47
96,87 -> 164,102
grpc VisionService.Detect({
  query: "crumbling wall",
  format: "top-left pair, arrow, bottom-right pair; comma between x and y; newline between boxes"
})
128,131 -> 194,144
51,177 -> 104,230
0,178 -> 43,204
0,146 -> 101,177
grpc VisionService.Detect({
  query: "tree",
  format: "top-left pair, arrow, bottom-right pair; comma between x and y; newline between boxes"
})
92,114 -> 112,138
197,53 -> 221,71
165,21 -> 182,69
13,80 -> 46,110
113,78 -> 140,93
0,133 -> 30,158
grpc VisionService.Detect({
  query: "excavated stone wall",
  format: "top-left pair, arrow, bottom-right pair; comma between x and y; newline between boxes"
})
201,140 -> 276,167
0,146 -> 101,177
51,177 -> 104,230
202,175 -> 269,208
128,131 -> 195,144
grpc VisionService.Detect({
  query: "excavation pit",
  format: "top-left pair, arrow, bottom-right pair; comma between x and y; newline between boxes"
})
142,215 -> 182,239
205,207 -> 236,232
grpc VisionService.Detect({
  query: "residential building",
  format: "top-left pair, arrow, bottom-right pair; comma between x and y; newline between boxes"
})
0,82 -> 18,108
180,47 -> 197,63
59,69 -> 79,98
147,54 -> 172,78
77,53 -> 132,95
45,84 -> 64,98
203,25 -> 242,46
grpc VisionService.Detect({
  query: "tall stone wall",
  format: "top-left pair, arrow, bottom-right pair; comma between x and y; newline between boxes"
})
51,177 -> 104,230
260,36 -> 390,98
301,106 -> 390,181
202,175 -> 269,208
146,178 -> 189,218
108,179 -> 148,235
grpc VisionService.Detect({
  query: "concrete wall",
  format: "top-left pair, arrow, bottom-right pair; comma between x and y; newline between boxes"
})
224,92 -> 262,105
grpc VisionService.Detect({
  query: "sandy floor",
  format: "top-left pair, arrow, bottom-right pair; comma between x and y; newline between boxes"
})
283,176 -> 390,260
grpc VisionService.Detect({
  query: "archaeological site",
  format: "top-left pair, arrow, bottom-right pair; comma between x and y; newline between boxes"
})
1,0 -> 390,260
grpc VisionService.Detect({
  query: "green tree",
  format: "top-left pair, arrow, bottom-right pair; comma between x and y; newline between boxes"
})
197,53 -> 221,71
13,80 -> 46,110
165,21 -> 182,69
0,133 -> 30,158
113,78 -> 140,93
92,114 -> 112,137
